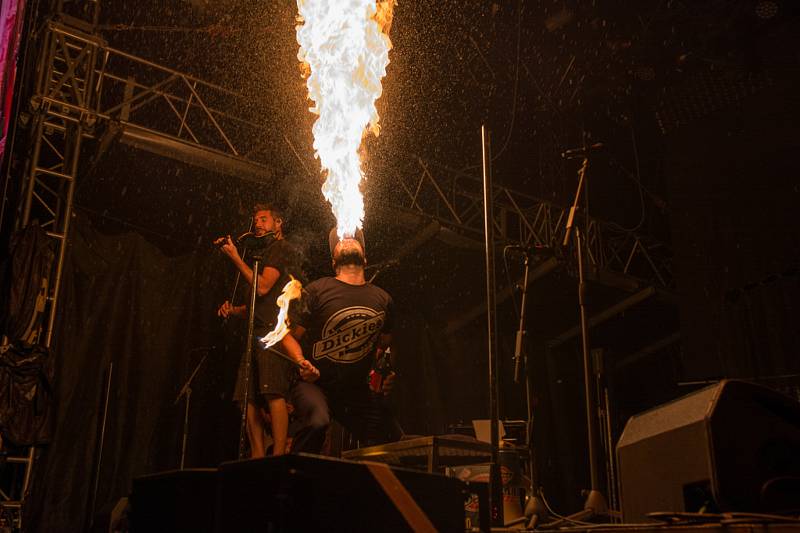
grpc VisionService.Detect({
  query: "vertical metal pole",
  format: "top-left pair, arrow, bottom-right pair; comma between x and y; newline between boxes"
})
513,253 -> 530,385
576,228 -> 600,490
481,125 -> 503,526
45,123 -> 81,348
87,362 -> 113,531
604,387 -> 620,520
180,387 -> 191,470
238,256 -> 260,459
576,226 -> 608,519
19,117 -> 45,229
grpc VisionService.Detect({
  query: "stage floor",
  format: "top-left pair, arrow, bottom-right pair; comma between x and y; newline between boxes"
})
491,520 -> 800,533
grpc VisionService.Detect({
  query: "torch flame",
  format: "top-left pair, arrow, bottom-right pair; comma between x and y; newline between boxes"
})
258,277 -> 303,350
296,0 -> 395,239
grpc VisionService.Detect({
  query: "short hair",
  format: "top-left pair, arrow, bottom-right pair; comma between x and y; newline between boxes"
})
253,203 -> 286,224
328,227 -> 366,257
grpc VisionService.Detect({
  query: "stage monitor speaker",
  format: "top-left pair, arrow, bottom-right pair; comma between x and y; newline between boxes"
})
215,453 -> 468,532
617,379 -> 800,522
129,468 -> 217,533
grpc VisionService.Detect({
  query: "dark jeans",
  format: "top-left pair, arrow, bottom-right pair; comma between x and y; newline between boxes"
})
289,381 -> 400,454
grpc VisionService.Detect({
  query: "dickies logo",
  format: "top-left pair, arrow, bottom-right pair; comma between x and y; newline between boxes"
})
312,306 -> 385,363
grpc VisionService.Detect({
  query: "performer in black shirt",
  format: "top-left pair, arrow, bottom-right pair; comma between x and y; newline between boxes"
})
282,229 -> 399,454
217,204 -> 299,457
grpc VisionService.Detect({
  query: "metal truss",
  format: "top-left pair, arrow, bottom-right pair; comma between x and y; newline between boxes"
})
32,22 -> 269,165
0,447 -> 35,528
18,20 -> 275,343
396,158 -> 673,289
10,19 -> 277,524
54,0 -> 101,31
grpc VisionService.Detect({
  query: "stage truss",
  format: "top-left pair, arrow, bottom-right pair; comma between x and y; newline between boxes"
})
396,158 -> 673,290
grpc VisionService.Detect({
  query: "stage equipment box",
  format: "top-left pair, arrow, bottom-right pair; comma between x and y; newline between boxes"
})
130,468 -> 217,533
342,434 -> 494,472
617,379 -> 800,522
215,453 -> 468,532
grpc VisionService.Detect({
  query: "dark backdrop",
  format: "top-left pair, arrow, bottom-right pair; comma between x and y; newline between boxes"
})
666,78 -> 800,383
23,213 -> 227,532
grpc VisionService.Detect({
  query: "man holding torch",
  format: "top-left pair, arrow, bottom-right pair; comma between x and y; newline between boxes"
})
281,229 -> 400,454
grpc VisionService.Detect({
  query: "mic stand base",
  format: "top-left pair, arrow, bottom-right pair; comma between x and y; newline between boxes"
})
525,489 -> 549,529
504,488 -> 549,529
175,353 -> 208,470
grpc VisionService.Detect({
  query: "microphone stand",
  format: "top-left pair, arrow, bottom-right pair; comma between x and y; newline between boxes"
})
238,252 -> 262,460
551,153 -> 610,525
505,250 -> 548,529
174,351 -> 209,470
367,259 -> 399,284
512,252 -> 529,386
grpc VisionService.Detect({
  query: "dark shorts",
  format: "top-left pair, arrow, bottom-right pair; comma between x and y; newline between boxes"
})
288,381 -> 402,454
233,341 -> 294,404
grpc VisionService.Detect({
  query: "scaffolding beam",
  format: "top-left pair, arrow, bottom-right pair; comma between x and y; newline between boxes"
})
395,160 -> 673,290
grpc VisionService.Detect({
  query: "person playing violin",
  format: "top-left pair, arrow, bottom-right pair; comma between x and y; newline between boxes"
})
216,203 -> 301,457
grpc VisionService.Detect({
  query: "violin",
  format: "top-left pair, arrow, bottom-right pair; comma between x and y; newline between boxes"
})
214,231 -> 276,251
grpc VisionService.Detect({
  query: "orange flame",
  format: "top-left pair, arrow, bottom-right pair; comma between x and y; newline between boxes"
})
258,277 -> 303,349
296,0 -> 395,239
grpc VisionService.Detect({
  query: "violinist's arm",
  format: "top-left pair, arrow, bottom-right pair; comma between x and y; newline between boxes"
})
218,235 -> 280,296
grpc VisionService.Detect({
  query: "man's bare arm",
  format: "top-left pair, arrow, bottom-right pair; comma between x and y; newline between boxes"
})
219,236 -> 281,296
281,326 -> 318,382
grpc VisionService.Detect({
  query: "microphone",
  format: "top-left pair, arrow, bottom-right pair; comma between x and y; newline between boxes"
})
561,142 -> 604,159
214,231 -> 276,250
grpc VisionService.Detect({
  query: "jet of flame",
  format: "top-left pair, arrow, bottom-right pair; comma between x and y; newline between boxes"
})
258,277 -> 303,350
296,0 -> 395,239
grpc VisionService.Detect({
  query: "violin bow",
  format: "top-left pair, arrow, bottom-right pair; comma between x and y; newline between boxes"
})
227,216 -> 254,306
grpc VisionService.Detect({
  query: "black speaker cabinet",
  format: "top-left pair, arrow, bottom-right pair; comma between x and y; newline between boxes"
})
617,380 -> 800,522
130,468 -> 218,533
215,453 -> 468,532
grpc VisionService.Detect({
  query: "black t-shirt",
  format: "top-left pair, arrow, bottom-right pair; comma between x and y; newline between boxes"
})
252,238 -> 300,335
295,277 -> 394,391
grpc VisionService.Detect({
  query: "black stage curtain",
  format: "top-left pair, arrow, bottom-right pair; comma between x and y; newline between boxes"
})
666,79 -> 800,384
23,214 -> 234,533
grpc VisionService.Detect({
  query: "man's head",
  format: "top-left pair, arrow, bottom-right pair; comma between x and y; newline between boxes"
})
329,228 -> 366,272
252,203 -> 285,238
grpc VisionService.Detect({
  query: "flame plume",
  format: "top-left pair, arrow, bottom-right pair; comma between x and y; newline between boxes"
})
258,277 -> 303,349
296,0 -> 395,238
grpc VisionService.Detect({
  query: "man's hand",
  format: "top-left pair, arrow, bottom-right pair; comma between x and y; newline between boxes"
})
218,235 -> 241,262
217,300 -> 244,318
380,371 -> 397,396
298,359 -> 320,383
